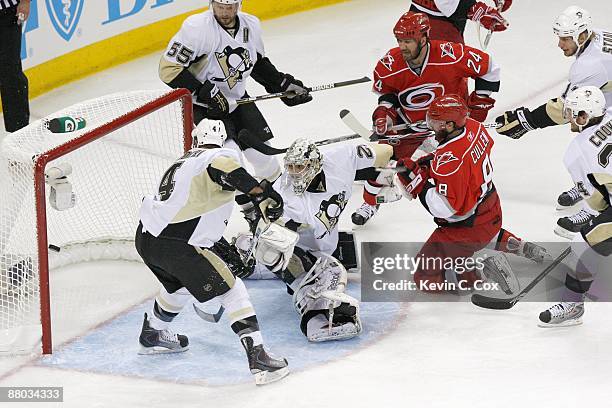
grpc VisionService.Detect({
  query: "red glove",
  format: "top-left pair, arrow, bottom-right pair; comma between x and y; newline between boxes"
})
467,1 -> 509,32
499,0 -> 512,12
467,92 -> 496,122
396,158 -> 429,199
372,103 -> 398,135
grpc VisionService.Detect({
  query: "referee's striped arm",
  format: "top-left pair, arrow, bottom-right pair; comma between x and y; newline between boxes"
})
0,0 -> 19,10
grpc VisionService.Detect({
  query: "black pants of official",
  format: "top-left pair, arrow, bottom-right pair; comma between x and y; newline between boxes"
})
0,6 -> 29,133
194,96 -> 272,150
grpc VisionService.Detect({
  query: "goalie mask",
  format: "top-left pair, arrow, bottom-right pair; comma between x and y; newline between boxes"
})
283,138 -> 323,195
563,86 -> 606,129
192,119 -> 227,148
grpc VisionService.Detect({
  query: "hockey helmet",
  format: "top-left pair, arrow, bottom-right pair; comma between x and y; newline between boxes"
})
394,12 -> 430,42
563,86 -> 606,125
553,6 -> 592,48
210,0 -> 241,5
283,138 -> 323,195
426,94 -> 469,129
192,119 -> 227,148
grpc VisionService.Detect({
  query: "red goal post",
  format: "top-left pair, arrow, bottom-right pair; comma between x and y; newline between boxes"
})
0,89 -> 193,354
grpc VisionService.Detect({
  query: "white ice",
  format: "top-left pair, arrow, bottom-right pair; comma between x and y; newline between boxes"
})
1,0 -> 612,406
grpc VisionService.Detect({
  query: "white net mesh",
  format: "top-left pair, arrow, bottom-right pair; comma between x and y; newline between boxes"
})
0,89 -> 189,353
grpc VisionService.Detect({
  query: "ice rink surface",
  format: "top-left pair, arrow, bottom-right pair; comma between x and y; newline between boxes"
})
1,0 -> 612,406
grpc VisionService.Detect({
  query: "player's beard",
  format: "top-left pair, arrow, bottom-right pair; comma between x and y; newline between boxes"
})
434,129 -> 450,144
402,42 -> 424,64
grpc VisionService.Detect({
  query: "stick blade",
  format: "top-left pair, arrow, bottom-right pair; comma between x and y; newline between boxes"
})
470,293 -> 515,310
193,303 -> 225,323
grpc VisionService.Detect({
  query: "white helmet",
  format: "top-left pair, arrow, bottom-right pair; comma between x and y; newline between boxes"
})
563,86 -> 606,126
283,138 -> 322,195
191,119 -> 227,148
553,6 -> 593,49
209,0 -> 241,5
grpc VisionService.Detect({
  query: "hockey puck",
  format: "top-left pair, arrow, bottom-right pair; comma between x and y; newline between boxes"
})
49,244 -> 61,252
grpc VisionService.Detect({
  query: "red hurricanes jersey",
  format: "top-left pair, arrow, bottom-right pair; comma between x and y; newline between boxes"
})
429,118 -> 494,217
373,40 -> 491,122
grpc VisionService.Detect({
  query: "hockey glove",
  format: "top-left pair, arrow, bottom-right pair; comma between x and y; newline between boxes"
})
196,80 -> 230,118
495,107 -> 538,139
250,179 -> 284,222
467,2 -> 509,32
395,158 -> 429,200
467,92 -> 496,122
372,102 -> 399,135
279,74 -> 312,107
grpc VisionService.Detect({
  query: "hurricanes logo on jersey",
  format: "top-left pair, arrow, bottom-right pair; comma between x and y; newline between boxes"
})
213,46 -> 253,89
440,42 -> 457,60
398,83 -> 445,111
315,192 -> 348,238
435,151 -> 459,171
380,52 -> 395,71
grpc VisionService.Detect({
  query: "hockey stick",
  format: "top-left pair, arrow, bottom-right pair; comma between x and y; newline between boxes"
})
481,0 -> 506,50
340,109 -> 435,140
236,129 -> 366,155
236,76 -> 371,105
471,247 -> 572,310
340,109 -> 499,139
193,303 -> 225,323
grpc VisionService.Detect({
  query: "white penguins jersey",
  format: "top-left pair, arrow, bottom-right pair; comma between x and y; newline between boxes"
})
274,144 -> 392,257
563,108 -> 612,212
139,148 -> 242,248
162,10 -> 265,111
564,30 -> 612,107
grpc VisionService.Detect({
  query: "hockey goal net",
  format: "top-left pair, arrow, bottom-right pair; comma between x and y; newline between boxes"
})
0,89 -> 192,354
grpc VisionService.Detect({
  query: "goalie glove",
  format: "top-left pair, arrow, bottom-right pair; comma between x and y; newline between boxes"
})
467,92 -> 496,122
467,2 -> 509,32
495,107 -> 538,139
249,179 -> 284,223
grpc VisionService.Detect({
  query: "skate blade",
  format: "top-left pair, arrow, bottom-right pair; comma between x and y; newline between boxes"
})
138,345 -> 189,355
537,318 -> 583,328
254,367 -> 290,385
556,202 -> 581,211
553,226 -> 576,240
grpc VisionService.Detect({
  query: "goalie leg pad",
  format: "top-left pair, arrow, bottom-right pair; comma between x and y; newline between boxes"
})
292,255 -> 362,341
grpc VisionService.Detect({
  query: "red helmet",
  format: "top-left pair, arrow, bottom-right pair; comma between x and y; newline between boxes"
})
394,12 -> 430,41
427,94 -> 469,128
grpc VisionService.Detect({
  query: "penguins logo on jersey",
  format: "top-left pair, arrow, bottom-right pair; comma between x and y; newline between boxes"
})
315,192 -> 348,238
213,46 -> 253,89
398,83 -> 445,111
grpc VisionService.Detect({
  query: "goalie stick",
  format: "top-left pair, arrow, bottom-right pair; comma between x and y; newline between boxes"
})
236,76 -> 371,105
471,247 -> 572,310
236,129 -> 368,155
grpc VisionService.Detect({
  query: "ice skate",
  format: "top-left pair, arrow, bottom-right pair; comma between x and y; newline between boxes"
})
138,313 -> 189,354
241,336 -> 289,385
554,209 -> 594,239
556,186 -> 583,210
351,202 -> 379,226
538,302 -> 584,328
